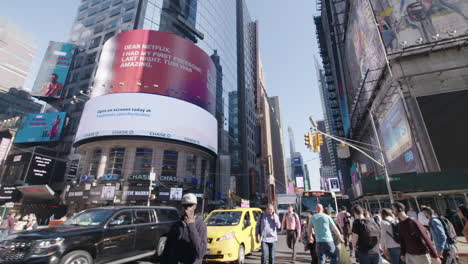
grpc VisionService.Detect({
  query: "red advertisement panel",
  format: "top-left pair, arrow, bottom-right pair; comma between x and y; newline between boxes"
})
93,30 -> 216,114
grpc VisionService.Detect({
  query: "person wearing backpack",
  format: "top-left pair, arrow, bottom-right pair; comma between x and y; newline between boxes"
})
380,208 -> 404,264
392,202 -> 440,264
281,205 -> 301,261
351,205 -> 382,264
422,207 -> 457,264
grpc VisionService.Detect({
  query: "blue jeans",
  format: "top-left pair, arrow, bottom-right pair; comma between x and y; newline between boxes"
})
388,248 -> 405,264
261,242 -> 276,264
316,241 -> 338,264
359,252 -> 382,264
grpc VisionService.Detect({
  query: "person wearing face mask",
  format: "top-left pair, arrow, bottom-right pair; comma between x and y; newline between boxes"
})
161,193 -> 207,264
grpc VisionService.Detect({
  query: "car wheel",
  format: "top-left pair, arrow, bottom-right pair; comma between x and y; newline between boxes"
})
152,236 -> 167,261
237,245 -> 245,264
60,250 -> 93,264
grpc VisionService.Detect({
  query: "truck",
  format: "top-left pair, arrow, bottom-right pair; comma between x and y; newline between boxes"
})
276,193 -> 299,223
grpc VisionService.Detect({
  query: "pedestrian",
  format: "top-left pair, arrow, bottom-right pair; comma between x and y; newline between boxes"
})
457,205 -> 468,243
337,206 -> 352,249
408,207 -> 418,219
256,203 -> 281,264
419,205 -> 430,229
351,205 -> 382,264
161,193 -> 207,264
308,204 -> 344,264
422,207 -> 457,264
380,208 -> 404,264
281,204 -> 301,261
392,202 -> 440,264
303,213 -> 318,264
0,212 -> 16,239
26,213 -> 38,230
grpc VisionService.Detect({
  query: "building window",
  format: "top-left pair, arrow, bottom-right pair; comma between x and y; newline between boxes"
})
87,149 -> 102,177
110,7 -> 121,17
113,0 -> 123,6
133,148 -> 153,174
96,13 -> 106,23
89,36 -> 101,49
100,1 -> 111,11
84,17 -> 95,27
103,31 -> 115,43
161,150 -> 178,176
122,12 -> 134,23
85,52 -> 97,65
94,24 -> 104,34
92,0 -> 100,6
88,7 -> 99,16
124,1 -> 136,11
79,3 -> 89,11
107,18 -> 118,29
77,12 -> 86,21
185,154 -> 197,178
106,147 -> 126,176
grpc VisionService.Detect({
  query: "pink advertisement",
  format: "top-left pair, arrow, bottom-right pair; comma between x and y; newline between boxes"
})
93,30 -> 216,114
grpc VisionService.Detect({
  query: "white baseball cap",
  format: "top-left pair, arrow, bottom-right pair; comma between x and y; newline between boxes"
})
181,193 -> 198,205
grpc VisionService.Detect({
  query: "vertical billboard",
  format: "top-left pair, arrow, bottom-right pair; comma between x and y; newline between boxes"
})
371,0 -> 468,53
92,30 -> 216,115
344,0 -> 387,101
378,99 -> 423,174
328,178 -> 341,192
31,42 -> 76,99
15,112 -> 67,143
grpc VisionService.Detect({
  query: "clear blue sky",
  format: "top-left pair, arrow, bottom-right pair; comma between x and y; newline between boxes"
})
0,0 -> 324,190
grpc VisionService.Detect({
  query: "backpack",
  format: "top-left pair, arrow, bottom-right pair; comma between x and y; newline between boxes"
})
432,216 -> 457,245
383,219 -> 401,244
358,219 -> 380,251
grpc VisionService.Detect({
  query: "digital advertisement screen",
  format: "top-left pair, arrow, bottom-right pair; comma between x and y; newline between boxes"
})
31,41 -> 76,99
74,93 -> 218,153
15,112 -> 67,143
92,30 -> 216,114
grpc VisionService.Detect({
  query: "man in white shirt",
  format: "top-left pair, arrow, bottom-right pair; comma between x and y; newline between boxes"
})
408,207 -> 418,219
418,205 -> 430,227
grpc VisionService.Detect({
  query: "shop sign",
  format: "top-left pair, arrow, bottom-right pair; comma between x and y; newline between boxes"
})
125,186 -> 150,201
160,176 -> 183,183
128,174 -> 150,181
81,175 -> 95,182
68,191 -> 84,197
0,186 -> 16,200
159,192 -> 169,196
101,173 -> 120,181
126,190 -> 149,196
208,200 -> 225,205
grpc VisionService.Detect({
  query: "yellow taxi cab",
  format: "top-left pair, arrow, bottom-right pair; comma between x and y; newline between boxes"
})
204,207 -> 263,263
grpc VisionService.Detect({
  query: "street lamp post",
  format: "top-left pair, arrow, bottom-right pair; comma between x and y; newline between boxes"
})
309,115 -> 394,204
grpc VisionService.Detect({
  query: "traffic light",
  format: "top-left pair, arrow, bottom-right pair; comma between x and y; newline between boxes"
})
304,133 -> 312,149
317,133 -> 324,145
313,133 -> 320,152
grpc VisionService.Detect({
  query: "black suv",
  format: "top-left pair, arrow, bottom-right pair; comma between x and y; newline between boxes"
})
0,206 -> 179,264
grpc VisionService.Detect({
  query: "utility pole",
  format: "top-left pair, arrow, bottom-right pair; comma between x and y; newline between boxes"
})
368,110 -> 394,204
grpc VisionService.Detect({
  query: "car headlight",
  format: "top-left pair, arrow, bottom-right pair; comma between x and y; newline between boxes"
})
35,238 -> 65,249
218,232 -> 235,241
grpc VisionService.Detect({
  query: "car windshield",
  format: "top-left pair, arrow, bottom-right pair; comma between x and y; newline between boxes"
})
205,211 -> 242,226
63,210 -> 114,226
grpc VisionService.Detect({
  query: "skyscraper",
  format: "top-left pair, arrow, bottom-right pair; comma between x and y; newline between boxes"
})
0,17 -> 36,92
63,0 -> 259,206
269,96 -> 287,194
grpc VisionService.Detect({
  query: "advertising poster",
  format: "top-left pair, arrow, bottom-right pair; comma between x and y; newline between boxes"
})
328,178 -> 341,192
31,42 -> 76,99
344,0 -> 386,100
371,0 -> 468,53
75,93 -> 218,153
170,187 -> 183,201
378,99 -> 423,174
0,138 -> 11,165
15,112 -> 66,143
295,176 -> 305,189
92,30 -> 216,114
25,153 -> 55,185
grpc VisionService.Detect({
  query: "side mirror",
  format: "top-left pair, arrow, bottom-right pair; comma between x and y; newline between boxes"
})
108,219 -> 123,227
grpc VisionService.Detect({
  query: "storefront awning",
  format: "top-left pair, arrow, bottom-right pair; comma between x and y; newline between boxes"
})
16,185 -> 55,200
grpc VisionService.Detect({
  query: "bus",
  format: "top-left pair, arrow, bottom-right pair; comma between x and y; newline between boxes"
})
300,191 -> 338,217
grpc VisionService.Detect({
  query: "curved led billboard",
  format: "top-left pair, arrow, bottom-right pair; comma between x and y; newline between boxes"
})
74,93 -> 218,153
92,30 -> 216,114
